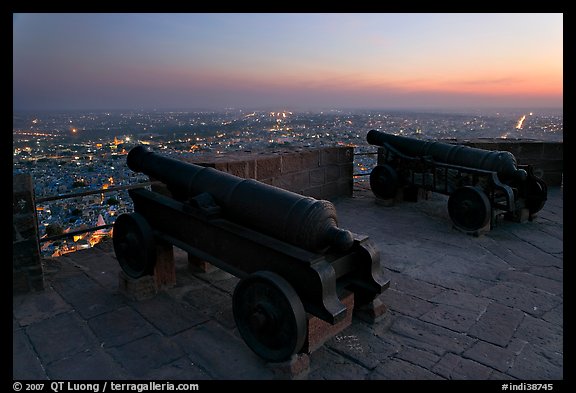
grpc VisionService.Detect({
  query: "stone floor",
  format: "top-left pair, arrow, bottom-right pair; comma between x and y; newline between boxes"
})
13,183 -> 563,380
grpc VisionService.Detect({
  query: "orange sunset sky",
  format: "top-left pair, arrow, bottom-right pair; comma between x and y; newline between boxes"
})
13,13 -> 563,111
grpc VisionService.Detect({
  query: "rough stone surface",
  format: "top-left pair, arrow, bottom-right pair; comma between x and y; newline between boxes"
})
12,183 -> 563,380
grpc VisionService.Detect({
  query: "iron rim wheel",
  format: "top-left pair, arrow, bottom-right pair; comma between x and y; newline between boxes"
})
112,212 -> 156,278
369,164 -> 399,199
233,271 -> 307,362
448,186 -> 491,232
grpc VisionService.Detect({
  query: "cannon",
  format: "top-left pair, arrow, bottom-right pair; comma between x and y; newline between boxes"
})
367,130 -> 548,234
113,145 -> 389,362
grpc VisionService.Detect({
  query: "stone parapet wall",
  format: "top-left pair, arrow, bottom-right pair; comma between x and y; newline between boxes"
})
187,146 -> 354,200
13,173 -> 44,294
459,139 -> 563,186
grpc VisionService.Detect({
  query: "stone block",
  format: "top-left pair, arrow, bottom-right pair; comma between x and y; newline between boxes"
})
319,147 -> 340,165
118,271 -> 157,301
337,179 -> 353,197
507,143 -> 544,160
303,290 -> 354,354
507,343 -> 563,380
272,172 -> 309,192
338,146 -> 354,164
389,315 -> 475,355
268,353 -> 310,380
321,182 -> 339,200
300,149 -> 320,169
13,239 -> 41,266
12,270 -> 30,294
172,320 -> 273,379
108,333 -> 185,378
13,288 -> 72,326
370,358 -> 443,380
46,348 -> 127,380
309,168 -> 325,186
13,329 -> 48,380
463,339 -> 523,373
131,293 -> 209,336
541,142 -> 563,159
26,312 -> 97,365
432,352 -> 493,379
88,306 -> 156,348
339,162 -> 353,178
256,156 -> 281,179
467,302 -> 524,347
280,153 -> 302,174
226,159 -> 250,178
12,215 -> 38,239
302,185 -> 323,200
326,165 -> 340,182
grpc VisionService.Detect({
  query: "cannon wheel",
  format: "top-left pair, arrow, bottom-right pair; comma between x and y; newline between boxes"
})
112,212 -> 157,278
526,177 -> 548,215
233,271 -> 307,362
448,186 -> 491,232
369,164 -> 399,200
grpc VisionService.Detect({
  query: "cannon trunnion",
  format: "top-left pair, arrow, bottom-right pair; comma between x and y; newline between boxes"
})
113,146 -> 389,362
366,130 -> 548,234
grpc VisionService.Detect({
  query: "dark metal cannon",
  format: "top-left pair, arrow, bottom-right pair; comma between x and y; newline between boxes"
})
367,129 -> 548,234
113,145 -> 389,362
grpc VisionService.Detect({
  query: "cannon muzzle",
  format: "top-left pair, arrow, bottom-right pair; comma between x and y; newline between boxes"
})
127,145 -> 354,252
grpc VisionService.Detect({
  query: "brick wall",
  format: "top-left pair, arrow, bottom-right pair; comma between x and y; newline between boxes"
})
13,173 -> 44,294
187,146 -> 354,200
461,139 -> 563,186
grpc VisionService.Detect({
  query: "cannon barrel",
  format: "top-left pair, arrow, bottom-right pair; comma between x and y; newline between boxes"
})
127,145 -> 354,252
367,129 -> 527,180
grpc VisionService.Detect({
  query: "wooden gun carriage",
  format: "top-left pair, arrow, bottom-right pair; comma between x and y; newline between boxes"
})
113,145 -> 389,362
367,130 -> 548,234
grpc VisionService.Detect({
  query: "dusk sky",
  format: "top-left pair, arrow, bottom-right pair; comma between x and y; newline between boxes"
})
13,13 -> 563,112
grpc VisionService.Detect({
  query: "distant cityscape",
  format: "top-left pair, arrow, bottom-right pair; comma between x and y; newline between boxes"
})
13,108 -> 563,257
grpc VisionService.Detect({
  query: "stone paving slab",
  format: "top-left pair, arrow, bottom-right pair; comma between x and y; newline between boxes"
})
172,320 -> 273,380
393,345 -> 441,370
467,303 -> 525,347
480,282 -> 561,317
25,312 -> 99,365
513,315 -> 563,353
419,304 -> 481,333
324,322 -> 399,370
129,293 -> 210,336
462,338 -> 525,373
370,358 -> 444,380
13,288 -> 71,326
307,347 -> 371,380
431,352 -> 495,380
108,333 -> 186,378
45,348 -> 128,380
12,329 -> 47,380
145,357 -> 211,380
52,273 -> 126,319
88,307 -> 157,348
428,289 -> 492,313
387,315 -> 476,356
381,288 -> 436,318
507,343 -> 563,380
